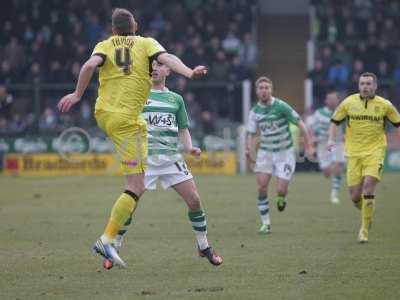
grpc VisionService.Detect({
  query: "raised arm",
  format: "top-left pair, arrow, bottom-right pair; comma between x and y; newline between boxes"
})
179,128 -> 201,156
58,55 -> 103,112
158,53 -> 207,80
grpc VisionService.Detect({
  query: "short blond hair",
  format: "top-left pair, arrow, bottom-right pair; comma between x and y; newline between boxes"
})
255,76 -> 273,87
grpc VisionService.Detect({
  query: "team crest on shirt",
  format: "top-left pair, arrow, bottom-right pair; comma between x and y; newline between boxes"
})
374,106 -> 380,113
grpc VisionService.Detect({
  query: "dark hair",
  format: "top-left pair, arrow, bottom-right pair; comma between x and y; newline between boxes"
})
360,72 -> 377,83
112,8 -> 135,35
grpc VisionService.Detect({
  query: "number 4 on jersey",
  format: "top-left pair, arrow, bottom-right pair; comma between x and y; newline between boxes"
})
115,47 -> 132,75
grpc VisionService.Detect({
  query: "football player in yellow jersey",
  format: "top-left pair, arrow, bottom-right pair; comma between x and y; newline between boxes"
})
328,72 -> 400,243
57,8 -> 207,268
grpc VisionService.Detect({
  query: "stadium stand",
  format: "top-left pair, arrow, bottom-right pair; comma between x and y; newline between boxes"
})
0,0 -> 257,136
310,0 -> 400,110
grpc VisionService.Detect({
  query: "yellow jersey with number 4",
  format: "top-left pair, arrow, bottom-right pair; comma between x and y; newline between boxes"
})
91,35 -> 166,118
331,93 -> 400,157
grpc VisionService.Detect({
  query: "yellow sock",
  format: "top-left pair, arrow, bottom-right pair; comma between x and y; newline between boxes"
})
104,191 -> 138,240
361,195 -> 375,231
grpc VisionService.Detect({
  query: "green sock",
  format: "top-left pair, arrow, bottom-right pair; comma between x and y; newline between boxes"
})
331,175 -> 342,194
188,209 -> 209,250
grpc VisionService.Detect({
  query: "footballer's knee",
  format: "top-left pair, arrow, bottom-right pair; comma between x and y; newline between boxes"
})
349,189 -> 362,203
125,182 -> 145,199
322,168 -> 331,178
362,177 -> 377,195
186,191 -> 201,211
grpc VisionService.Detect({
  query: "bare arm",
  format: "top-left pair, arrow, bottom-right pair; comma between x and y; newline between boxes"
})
158,53 -> 207,79
179,128 -> 201,156
246,132 -> 258,162
298,120 -> 315,158
327,123 -> 338,151
58,55 -> 103,112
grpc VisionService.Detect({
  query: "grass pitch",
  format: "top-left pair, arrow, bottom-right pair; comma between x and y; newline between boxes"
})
1,173 -> 400,300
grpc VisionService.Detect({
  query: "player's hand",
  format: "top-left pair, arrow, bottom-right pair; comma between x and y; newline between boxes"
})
245,148 -> 251,159
189,147 -> 201,157
245,147 -> 256,163
191,66 -> 208,80
58,92 -> 80,113
304,144 -> 315,160
326,140 -> 335,153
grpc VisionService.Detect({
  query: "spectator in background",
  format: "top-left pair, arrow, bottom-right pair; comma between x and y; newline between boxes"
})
208,36 -> 221,57
320,46 -> 333,69
8,114 -> 26,133
28,39 -> 47,67
382,18 -> 397,41
149,12 -> 165,31
377,60 -> 391,81
333,43 -> 352,68
201,111 -> 216,135
0,0 -> 258,134
344,20 -> 357,40
39,107 -> 58,132
327,18 -> 338,43
240,32 -> 258,70
222,31 -> 242,55
65,62 -> 81,83
79,101 -> 92,127
0,117 -> 7,134
3,37 -> 25,73
211,50 -> 230,81
85,14 -> 103,48
0,85 -> 13,120
393,62 -> 400,83
328,60 -> 349,91
0,61 -> 16,84
175,77 -> 188,96
50,34 -> 69,63
48,60 -> 65,83
350,59 -> 364,91
25,62 -> 44,83
308,59 -> 328,105
354,42 -> 369,68
184,91 -> 202,129
229,55 -> 247,81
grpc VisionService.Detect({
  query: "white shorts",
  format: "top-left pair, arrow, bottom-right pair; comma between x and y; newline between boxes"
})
253,149 -> 296,181
317,142 -> 346,170
144,160 -> 193,190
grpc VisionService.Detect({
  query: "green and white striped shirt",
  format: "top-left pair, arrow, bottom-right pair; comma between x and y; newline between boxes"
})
247,97 -> 300,152
311,106 -> 342,143
142,88 -> 189,166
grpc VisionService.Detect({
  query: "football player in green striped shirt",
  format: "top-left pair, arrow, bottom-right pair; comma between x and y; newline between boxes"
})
309,91 -> 345,204
104,61 -> 222,269
246,76 -> 314,234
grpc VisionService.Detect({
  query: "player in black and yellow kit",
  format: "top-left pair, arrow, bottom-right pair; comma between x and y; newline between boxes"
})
58,8 -> 207,267
328,73 -> 400,243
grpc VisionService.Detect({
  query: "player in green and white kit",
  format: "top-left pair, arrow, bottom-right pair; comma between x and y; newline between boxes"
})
104,61 -> 222,269
246,77 -> 314,234
309,92 -> 345,204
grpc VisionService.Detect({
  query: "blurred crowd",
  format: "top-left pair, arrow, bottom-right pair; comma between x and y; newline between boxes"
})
309,0 -> 400,108
0,0 -> 257,136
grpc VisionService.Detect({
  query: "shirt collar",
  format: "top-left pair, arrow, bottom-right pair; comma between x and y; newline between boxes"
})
258,97 -> 275,107
151,87 -> 169,93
